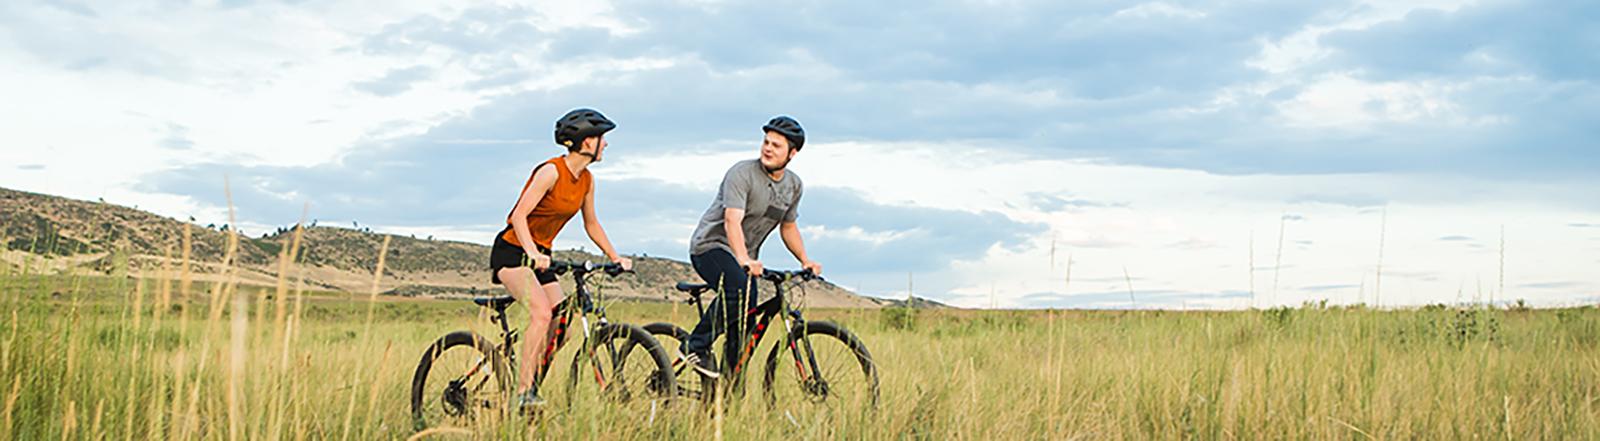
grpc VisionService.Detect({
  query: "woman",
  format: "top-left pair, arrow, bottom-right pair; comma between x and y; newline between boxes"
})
489,108 -> 633,408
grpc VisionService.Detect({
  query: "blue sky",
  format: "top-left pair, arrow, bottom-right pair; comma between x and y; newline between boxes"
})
2,0 -> 1596,308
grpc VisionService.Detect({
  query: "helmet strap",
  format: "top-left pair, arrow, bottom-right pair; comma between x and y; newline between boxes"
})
575,137 -> 601,162
761,150 -> 793,173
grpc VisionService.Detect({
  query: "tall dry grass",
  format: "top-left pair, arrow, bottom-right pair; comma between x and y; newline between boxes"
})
0,205 -> 1597,439
2,268 -> 1597,439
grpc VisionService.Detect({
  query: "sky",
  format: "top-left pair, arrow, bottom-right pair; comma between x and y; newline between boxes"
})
2,0 -> 1596,309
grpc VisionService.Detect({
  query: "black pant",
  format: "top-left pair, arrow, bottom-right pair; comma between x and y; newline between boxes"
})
684,249 -> 760,364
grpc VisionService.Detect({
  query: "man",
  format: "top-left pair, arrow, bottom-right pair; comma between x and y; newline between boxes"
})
682,115 -> 823,378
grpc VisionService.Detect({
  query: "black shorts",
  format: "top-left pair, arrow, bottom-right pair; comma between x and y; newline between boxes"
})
489,232 -> 557,286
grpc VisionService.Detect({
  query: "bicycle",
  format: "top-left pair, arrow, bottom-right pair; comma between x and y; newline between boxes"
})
409,261 -> 676,431
644,269 -> 879,414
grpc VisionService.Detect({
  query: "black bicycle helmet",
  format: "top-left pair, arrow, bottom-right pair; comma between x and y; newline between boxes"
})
762,116 -> 805,150
554,108 -> 616,149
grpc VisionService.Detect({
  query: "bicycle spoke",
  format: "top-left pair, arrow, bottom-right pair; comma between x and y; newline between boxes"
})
766,324 -> 877,424
414,338 -> 510,430
568,325 -> 674,415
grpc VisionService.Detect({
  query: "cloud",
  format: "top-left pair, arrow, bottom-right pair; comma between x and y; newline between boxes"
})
547,1 -> 1321,90
16,164 -> 46,171
1058,234 -> 1133,249
1018,289 -> 1248,309
1293,0 -> 1600,177
1068,275 -> 1149,284
43,1 -> 96,18
143,125 -> 1043,291
1298,283 -> 1357,293
1438,235 -> 1473,241
1168,238 -> 1220,250
356,5 -> 564,58
351,66 -> 433,97
0,3 -> 194,79
1382,268 -> 1441,282
1288,193 -> 1386,208
1320,1 -> 1600,82
7,0 -> 1596,189
357,0 -> 1586,178
1570,222 -> 1599,228
17,0 -> 1595,309
159,123 -> 193,150
1518,281 -> 1585,290
1027,193 -> 1126,212
772,187 -> 1046,274
104,0 -> 1578,183
1112,3 -> 1207,20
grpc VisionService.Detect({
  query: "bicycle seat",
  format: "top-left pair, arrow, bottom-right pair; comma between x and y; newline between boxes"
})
674,282 -> 712,299
472,296 -> 517,312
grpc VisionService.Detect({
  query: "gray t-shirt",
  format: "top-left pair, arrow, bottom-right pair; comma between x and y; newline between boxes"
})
690,159 -> 803,259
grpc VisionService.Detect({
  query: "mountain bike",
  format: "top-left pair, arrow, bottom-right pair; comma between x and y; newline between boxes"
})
409,261 -> 676,431
644,269 -> 878,414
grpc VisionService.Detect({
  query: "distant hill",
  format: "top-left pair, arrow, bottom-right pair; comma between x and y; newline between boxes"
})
0,186 -> 885,308
874,296 -> 954,309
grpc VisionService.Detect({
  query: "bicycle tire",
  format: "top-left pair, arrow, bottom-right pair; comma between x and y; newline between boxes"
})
643,322 -> 718,404
565,323 -> 678,407
761,320 -> 879,412
410,331 -> 513,431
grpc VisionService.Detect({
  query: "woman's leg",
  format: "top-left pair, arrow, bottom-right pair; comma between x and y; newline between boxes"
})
529,281 -> 565,373
498,267 -> 552,395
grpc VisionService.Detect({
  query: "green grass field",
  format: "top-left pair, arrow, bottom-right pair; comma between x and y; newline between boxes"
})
1,271 -> 1597,439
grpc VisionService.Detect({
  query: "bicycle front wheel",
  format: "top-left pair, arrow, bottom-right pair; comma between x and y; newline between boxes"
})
566,323 -> 677,409
762,320 -> 879,418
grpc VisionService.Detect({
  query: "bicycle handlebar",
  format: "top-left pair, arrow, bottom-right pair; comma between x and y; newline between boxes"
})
548,260 -> 633,277
759,268 -> 822,283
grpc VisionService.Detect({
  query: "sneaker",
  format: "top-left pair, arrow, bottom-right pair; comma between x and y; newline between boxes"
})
680,352 -> 720,379
516,388 -> 546,411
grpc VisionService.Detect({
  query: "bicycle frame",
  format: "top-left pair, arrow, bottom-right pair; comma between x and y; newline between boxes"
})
695,272 -> 825,389
458,263 -> 616,397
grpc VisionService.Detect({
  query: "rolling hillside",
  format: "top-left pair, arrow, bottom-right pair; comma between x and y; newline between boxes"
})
0,186 -> 889,308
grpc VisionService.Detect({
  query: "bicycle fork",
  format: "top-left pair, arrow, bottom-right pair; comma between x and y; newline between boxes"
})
580,315 -> 613,390
780,316 -> 830,399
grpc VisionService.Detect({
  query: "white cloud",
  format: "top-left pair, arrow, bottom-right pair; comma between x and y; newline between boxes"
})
3,0 -> 1593,309
0,0 -> 661,215
606,140 -> 1598,308
1111,2 -> 1207,20
1247,0 -> 1474,74
801,225 -> 921,247
1272,73 -> 1504,128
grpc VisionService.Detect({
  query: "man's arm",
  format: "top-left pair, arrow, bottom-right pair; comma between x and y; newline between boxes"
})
779,221 -> 820,275
724,208 -> 761,276
718,164 -> 761,276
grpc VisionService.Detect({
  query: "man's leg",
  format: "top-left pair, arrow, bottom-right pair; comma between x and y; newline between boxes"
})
720,275 -> 760,373
683,249 -> 747,360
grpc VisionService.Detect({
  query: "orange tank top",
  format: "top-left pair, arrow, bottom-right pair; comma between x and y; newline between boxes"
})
501,156 -> 592,249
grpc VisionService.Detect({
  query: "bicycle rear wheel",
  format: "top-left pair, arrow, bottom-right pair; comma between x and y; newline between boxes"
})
410,331 -> 513,431
644,322 -> 717,404
762,320 -> 879,420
